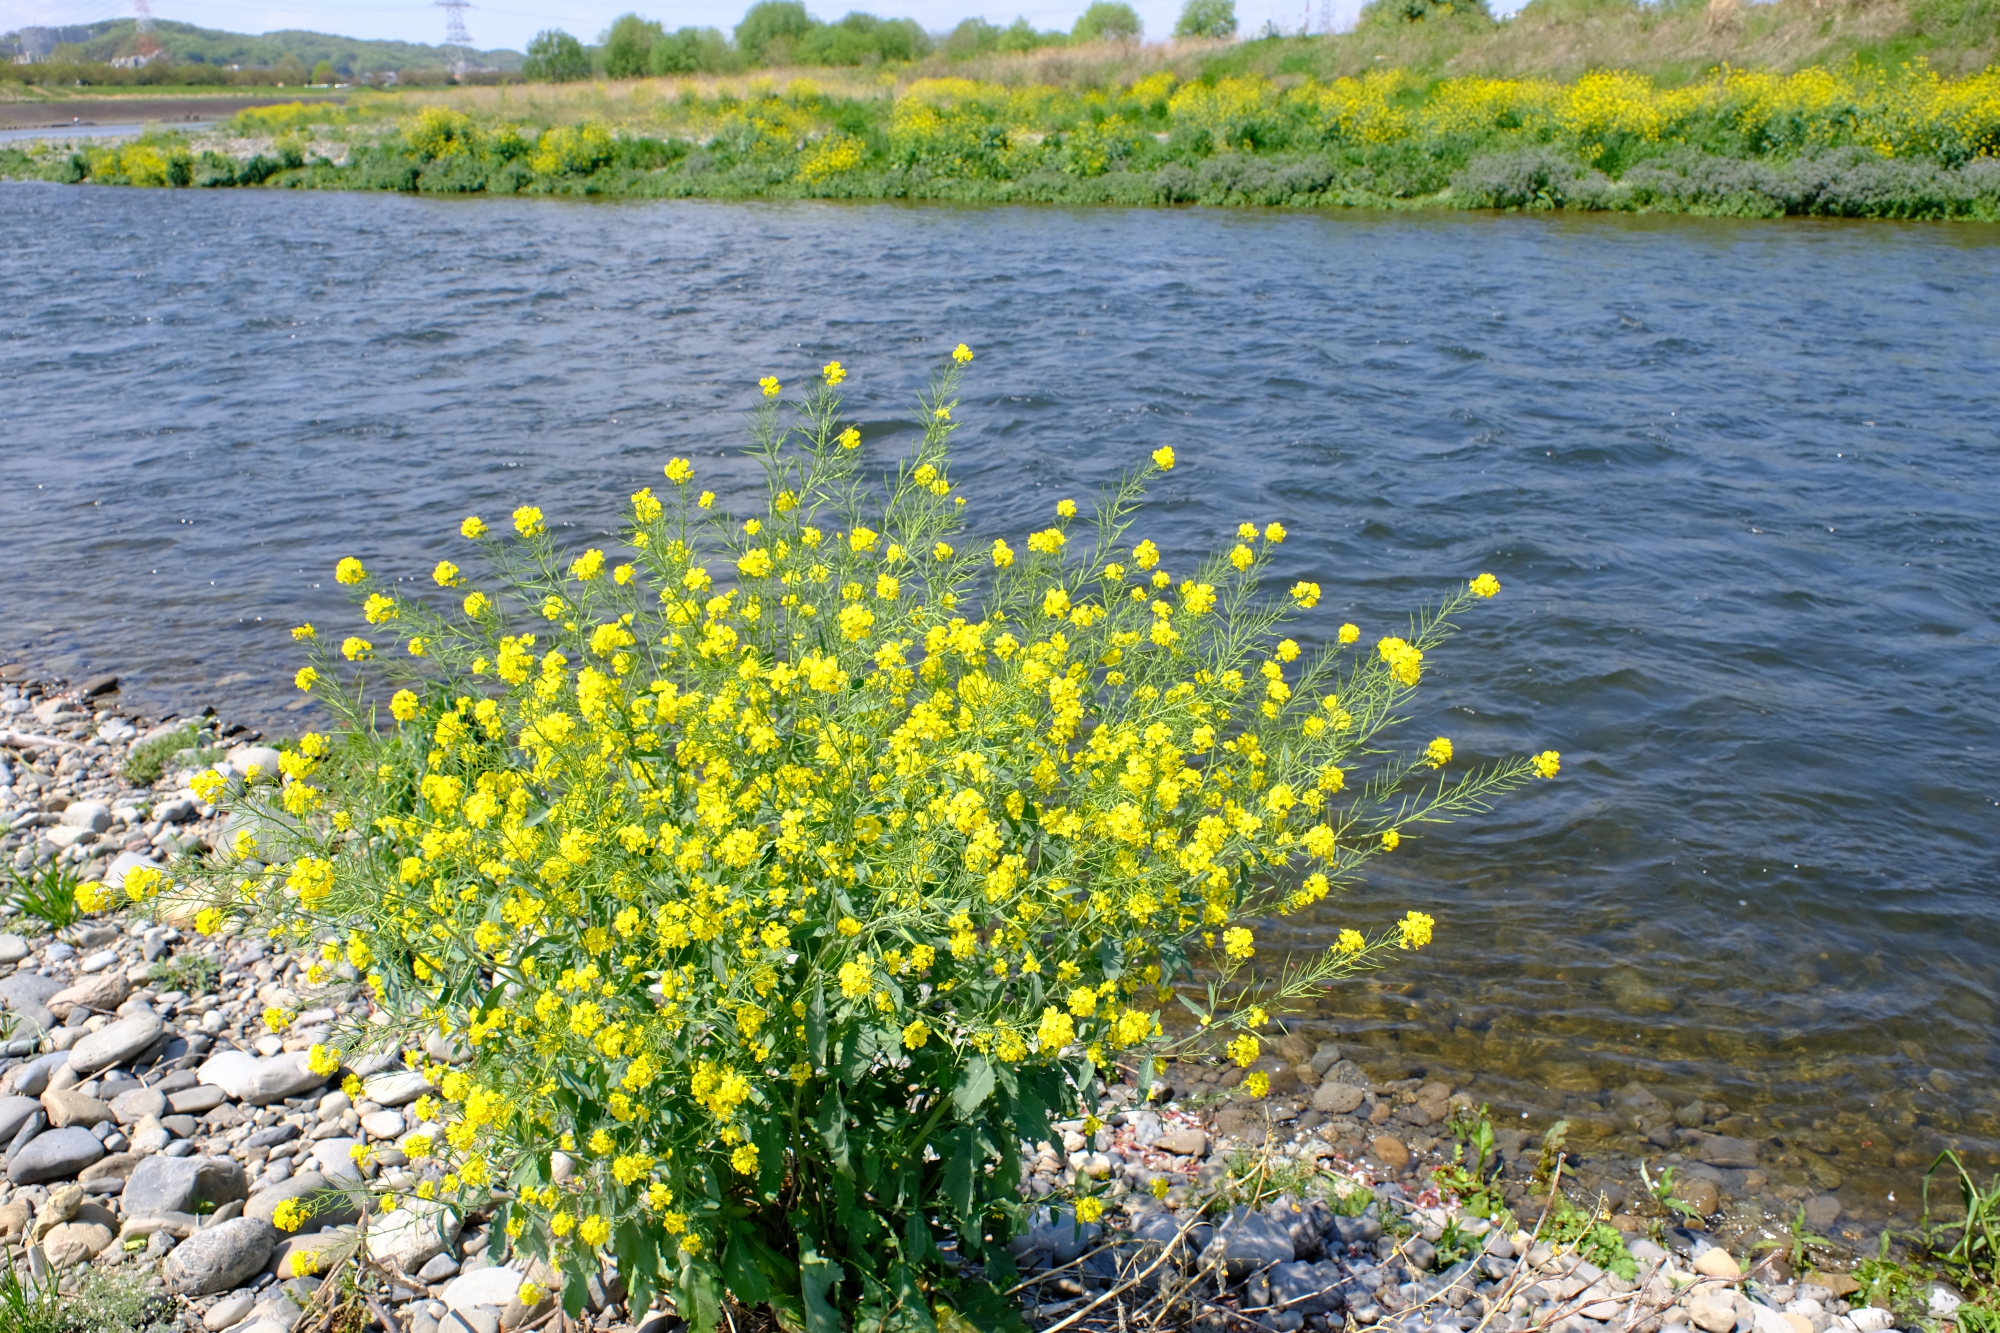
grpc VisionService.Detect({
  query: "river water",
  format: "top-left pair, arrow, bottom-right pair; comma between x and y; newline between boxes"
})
4,183 -> 1998,1236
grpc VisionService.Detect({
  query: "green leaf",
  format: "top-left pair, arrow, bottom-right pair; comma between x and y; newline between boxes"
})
801,1247 -> 846,1333
807,978 -> 828,1066
722,1223 -> 772,1306
817,1086 -> 851,1174
904,1209 -> 933,1263
676,1254 -> 726,1333
952,1057 -> 995,1117
942,1126 -> 976,1226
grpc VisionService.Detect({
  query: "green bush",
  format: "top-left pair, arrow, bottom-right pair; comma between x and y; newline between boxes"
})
173,351 -> 1557,1328
735,0 -> 818,63
604,14 -> 666,78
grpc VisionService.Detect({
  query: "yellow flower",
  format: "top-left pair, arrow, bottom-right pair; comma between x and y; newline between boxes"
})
1151,1177 -> 1171,1199
1533,750 -> 1561,779
901,1018 -> 930,1048
1075,1196 -> 1104,1223
291,624 -> 316,642
932,541 -> 953,560
1338,623 -> 1360,644
665,457 -> 694,484
1132,539 -> 1159,570
1399,910 -> 1436,949
294,666 -> 318,692
1228,544 -> 1254,571
190,769 -> 227,803
1245,1070 -> 1271,1097
306,1044 -> 342,1077
1471,572 -> 1501,598
1264,522 -> 1286,544
461,515 -> 487,539
838,427 -> 861,450
1056,499 -> 1077,519
334,557 -> 367,585
1222,926 -> 1254,960
991,539 -> 1014,568
822,360 -> 846,384
1151,445 -> 1174,470
271,1199 -> 307,1232
730,1142 -> 760,1175
759,375 -> 781,398
518,1282 -> 545,1308
570,549 -> 605,581
390,690 -> 419,722
362,593 -> 397,624
74,880 -> 111,913
1426,736 -> 1453,769
951,342 -> 973,363
1381,829 -> 1401,852
580,1214 -> 611,1247
341,637 -> 372,662
1337,928 -> 1365,954
263,1006 -> 293,1033
1226,1033 -> 1259,1067
513,506 -> 545,537
1290,581 -> 1320,609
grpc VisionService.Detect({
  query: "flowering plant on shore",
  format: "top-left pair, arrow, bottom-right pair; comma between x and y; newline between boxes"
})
179,349 -> 1557,1329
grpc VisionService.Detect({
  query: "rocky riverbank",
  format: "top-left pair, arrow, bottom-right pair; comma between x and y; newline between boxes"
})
0,665 -> 1951,1333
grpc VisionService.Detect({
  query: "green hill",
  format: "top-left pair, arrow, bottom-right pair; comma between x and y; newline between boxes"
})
0,19 -> 522,74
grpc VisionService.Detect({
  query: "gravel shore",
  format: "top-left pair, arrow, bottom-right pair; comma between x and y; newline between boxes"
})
0,666 -> 1945,1333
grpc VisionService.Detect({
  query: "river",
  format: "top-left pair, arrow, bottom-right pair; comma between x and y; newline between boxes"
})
3,182 -> 1998,1239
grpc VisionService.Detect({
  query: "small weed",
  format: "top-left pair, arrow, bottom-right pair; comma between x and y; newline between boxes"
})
1641,1161 -> 1706,1221
1923,1149 -> 2000,1289
157,950 -> 221,995
1756,1205 -> 1833,1272
1854,1234 -> 1931,1321
1434,1104 -> 1511,1221
1543,1192 -> 1638,1280
0,1264 -> 175,1333
120,723 -> 202,786
1533,1119 -> 1570,1192
4,859 -> 83,931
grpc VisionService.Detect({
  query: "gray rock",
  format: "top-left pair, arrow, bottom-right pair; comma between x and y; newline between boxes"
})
442,1265 -> 522,1312
0,972 -> 61,1035
1155,1127 -> 1208,1158
59,801 -> 112,832
1,1051 -> 68,1098
1131,1208 -> 1213,1266
204,1292 -> 257,1331
163,1216 -> 278,1295
68,1011 -> 165,1076
1314,1081 -> 1366,1115
1690,1134 -> 1760,1169
1204,1204 -> 1295,1279
418,1252 -> 461,1282
125,1154 -> 248,1217
361,1070 -> 434,1108
168,1085 -> 229,1115
1804,1194 -> 1843,1231
1331,1213 -> 1382,1246
0,1094 -> 40,1144
245,1171 -> 361,1229
367,1197 -> 461,1273
199,1050 -> 328,1105
1405,1237 -> 1438,1271
1271,1259 -> 1341,1314
111,1086 -> 168,1124
0,934 -> 27,964
9,1125 -> 106,1184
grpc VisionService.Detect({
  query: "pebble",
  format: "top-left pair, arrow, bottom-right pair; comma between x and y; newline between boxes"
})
0,933 -> 28,964
205,1292 -> 259,1331
1692,1248 -> 1742,1279
67,1010 -> 165,1076
362,1069 -> 434,1107
9,1126 -> 107,1185
368,1196 -> 462,1272
443,1263 -> 523,1312
163,1216 -> 279,1295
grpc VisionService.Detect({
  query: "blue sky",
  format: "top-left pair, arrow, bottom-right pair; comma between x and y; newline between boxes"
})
11,0 -> 1527,60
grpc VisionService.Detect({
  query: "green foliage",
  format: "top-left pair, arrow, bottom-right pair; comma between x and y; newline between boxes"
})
5,859 -> 84,930
157,950 -> 222,996
1855,1233 -> 1933,1320
1359,0 -> 1494,25
604,14 -> 667,78
1532,1118 -> 1569,1191
122,723 -> 202,786
796,13 -> 933,66
650,27 -> 737,75
1640,1161 -> 1706,1221
1176,0 -> 1240,39
1753,1205 -> 1833,1272
0,1265 -> 169,1333
1074,1 -> 1144,41
524,30 -> 591,82
179,356 -> 1549,1330
0,17 -> 518,78
1432,1104 -> 1510,1221
735,0 -> 820,63
1543,1193 -> 1637,1280
1923,1150 -> 2000,1289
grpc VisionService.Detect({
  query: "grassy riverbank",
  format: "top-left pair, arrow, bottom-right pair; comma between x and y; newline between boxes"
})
4,0 -> 1999,220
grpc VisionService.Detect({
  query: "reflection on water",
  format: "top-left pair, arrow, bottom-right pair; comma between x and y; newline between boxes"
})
3,184 -> 1998,1236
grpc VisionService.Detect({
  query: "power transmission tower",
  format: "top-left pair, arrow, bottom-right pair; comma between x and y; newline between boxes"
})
133,0 -> 158,59
435,0 -> 473,50
1319,0 -> 1333,34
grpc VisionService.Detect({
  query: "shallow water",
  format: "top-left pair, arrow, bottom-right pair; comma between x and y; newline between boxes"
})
4,183 -> 1998,1235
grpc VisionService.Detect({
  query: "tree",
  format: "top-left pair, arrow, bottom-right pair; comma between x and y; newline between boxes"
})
649,26 -> 737,73
272,53 -> 308,84
602,13 -> 664,78
310,59 -> 337,84
998,16 -> 1066,51
1072,1 -> 1142,41
523,29 -> 590,81
735,0 -> 819,63
1174,0 -> 1237,37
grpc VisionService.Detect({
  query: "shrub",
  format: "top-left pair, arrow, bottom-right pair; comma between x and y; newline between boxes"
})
603,14 -> 667,79
736,0 -> 819,64
175,351 -> 1558,1328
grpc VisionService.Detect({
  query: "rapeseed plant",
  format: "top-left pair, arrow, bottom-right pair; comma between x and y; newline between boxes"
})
167,350 -> 1558,1327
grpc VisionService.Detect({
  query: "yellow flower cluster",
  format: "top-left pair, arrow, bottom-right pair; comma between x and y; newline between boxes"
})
187,349 -> 1557,1319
